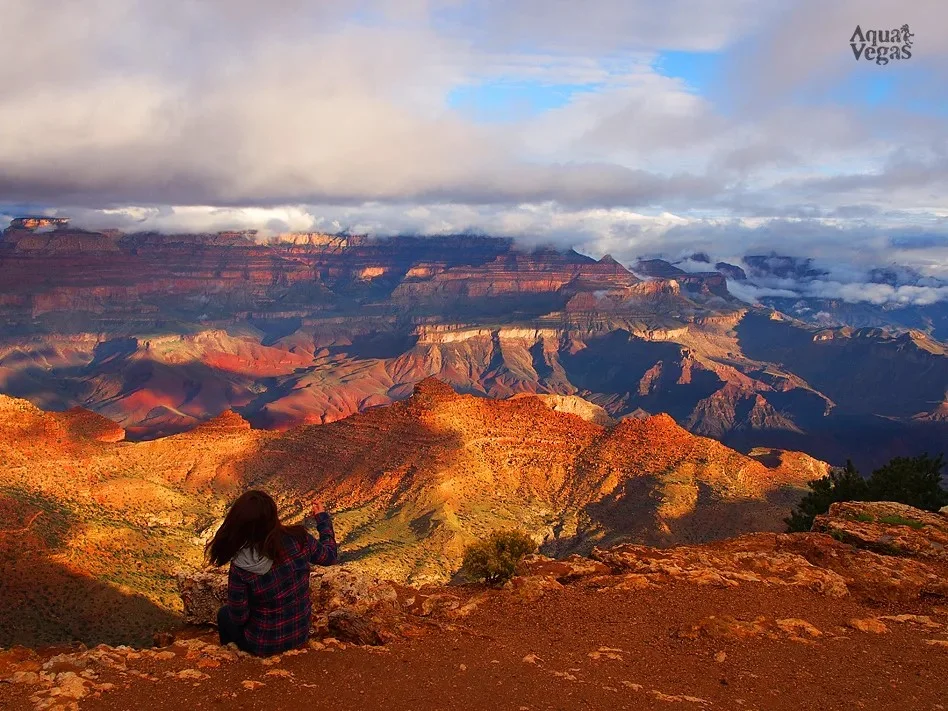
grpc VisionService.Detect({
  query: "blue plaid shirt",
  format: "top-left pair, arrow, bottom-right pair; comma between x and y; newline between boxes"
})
226,513 -> 337,656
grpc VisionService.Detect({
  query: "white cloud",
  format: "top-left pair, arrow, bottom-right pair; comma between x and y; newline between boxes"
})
0,0 -> 946,307
0,0 -> 942,214
726,281 -> 800,304
727,274 -> 948,308
805,281 -> 948,306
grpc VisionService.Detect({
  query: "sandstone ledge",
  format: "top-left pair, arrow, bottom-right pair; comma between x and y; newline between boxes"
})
176,565 -> 475,646
813,500 -> 948,560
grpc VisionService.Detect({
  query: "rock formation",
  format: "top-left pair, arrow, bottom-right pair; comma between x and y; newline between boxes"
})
0,382 -> 828,647
176,499 -> 948,645
1,230 -> 943,470
812,500 -> 948,561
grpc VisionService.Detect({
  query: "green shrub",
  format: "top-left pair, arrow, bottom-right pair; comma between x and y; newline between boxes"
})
461,530 -> 537,586
785,460 -> 867,532
876,514 -> 925,530
866,454 -> 947,510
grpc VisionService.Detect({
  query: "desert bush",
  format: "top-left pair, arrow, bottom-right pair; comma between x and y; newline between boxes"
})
786,453 -> 946,532
461,530 -> 537,586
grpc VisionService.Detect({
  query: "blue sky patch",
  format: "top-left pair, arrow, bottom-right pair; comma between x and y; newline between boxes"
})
654,50 -> 723,94
447,80 -> 599,122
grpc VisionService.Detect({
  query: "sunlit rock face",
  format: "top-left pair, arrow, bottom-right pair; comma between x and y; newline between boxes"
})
0,228 -> 944,472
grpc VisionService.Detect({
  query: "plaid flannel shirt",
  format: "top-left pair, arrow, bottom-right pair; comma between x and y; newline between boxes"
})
226,512 -> 337,656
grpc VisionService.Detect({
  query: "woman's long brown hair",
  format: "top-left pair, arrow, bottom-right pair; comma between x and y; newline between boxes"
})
206,490 -> 307,566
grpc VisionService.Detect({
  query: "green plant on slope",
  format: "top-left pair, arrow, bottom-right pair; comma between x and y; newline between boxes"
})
461,530 -> 537,586
786,453 -> 947,532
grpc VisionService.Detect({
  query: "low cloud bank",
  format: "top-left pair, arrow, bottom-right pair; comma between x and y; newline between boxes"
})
2,204 -> 945,309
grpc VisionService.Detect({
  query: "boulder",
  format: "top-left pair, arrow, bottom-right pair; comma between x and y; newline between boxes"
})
177,564 -> 411,645
813,501 -> 948,561
781,531 -> 948,604
411,592 -> 461,617
327,610 -> 387,646
848,618 -> 889,634
308,566 -> 399,616
177,570 -> 227,625
517,554 -> 611,583
510,575 -> 564,602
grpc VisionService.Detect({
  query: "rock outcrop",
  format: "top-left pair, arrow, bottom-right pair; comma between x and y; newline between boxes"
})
812,501 -> 948,561
517,553 -> 612,583
177,571 -> 228,627
177,565 -> 422,646
523,394 -> 615,426
591,531 -> 948,603
178,502 -> 948,651
582,501 -> 948,604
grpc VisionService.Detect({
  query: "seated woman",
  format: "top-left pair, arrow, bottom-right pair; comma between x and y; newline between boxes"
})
206,490 -> 337,656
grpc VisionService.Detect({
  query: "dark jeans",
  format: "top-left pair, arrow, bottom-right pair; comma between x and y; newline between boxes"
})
217,606 -> 252,653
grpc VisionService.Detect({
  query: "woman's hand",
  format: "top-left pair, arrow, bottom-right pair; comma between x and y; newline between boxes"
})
310,500 -> 327,517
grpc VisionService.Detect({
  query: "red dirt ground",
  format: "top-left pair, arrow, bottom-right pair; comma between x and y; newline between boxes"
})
4,579 -> 946,711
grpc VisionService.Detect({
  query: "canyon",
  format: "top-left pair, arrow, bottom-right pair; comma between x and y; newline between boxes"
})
1,224 -> 944,471
0,380 -> 827,647
1,224 -> 945,708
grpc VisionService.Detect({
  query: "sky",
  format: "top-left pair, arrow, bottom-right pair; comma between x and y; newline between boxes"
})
1,0 -> 946,304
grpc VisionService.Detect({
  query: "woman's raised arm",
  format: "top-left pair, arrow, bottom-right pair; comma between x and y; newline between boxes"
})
304,501 -> 338,566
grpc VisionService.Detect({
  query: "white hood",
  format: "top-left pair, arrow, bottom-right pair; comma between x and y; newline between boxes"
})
232,546 -> 273,575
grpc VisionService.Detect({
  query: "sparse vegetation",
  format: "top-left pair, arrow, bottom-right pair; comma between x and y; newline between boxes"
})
786,454 -> 947,532
876,514 -> 926,530
461,530 -> 537,586
785,461 -> 867,532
